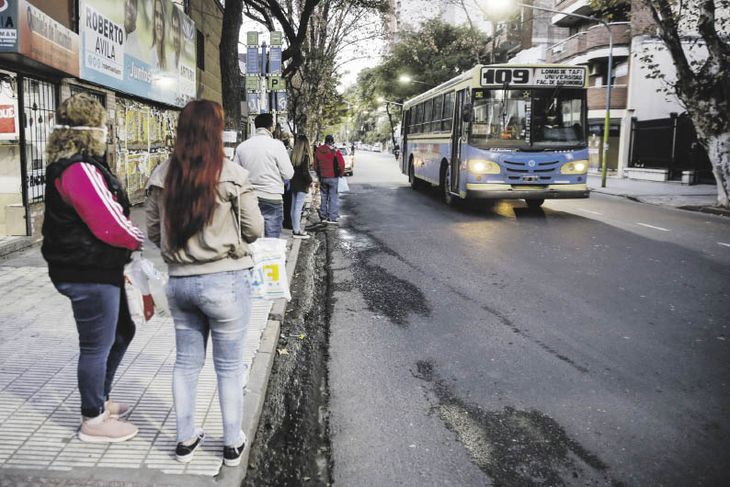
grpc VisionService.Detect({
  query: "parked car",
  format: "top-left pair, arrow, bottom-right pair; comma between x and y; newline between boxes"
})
372,142 -> 382,152
338,146 -> 354,176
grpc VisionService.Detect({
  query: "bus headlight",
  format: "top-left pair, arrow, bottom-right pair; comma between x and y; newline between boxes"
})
560,160 -> 588,174
468,160 -> 500,175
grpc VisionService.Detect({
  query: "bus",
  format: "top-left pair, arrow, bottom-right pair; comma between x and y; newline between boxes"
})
400,64 -> 590,208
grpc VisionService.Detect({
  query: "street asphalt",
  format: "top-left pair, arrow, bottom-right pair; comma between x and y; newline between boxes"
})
327,151 -> 730,486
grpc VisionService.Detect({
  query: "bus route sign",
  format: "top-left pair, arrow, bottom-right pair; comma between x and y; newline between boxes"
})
480,67 -> 585,88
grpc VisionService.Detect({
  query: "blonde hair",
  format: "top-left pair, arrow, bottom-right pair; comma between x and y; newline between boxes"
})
46,93 -> 107,162
291,134 -> 312,168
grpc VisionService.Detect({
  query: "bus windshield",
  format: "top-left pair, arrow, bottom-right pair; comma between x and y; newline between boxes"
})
470,88 -> 586,150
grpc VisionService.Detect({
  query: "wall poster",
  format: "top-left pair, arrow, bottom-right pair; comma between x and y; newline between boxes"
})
80,0 -> 196,108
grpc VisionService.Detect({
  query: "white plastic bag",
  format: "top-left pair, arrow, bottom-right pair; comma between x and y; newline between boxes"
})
126,253 -> 171,319
249,238 -> 290,301
338,176 -> 350,193
125,278 -> 145,325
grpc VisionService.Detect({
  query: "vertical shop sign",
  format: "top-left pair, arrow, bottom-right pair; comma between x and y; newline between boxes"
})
0,0 -> 18,50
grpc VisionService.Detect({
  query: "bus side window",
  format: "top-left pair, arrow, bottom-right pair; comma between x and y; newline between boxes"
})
423,99 -> 433,134
443,93 -> 454,132
432,95 -> 443,132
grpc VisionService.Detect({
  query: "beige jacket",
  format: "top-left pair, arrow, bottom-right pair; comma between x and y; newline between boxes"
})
146,159 -> 264,276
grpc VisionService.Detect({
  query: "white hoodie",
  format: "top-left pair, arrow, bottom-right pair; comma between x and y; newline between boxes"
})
234,128 -> 294,201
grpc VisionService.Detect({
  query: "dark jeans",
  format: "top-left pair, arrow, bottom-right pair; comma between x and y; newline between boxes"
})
258,199 -> 284,238
54,282 -> 136,418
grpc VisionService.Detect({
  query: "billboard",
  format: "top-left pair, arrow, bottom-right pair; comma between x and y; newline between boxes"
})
79,0 -> 196,108
0,0 -> 79,76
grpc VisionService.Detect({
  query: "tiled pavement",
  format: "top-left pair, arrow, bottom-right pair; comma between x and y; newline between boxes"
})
0,265 -> 273,483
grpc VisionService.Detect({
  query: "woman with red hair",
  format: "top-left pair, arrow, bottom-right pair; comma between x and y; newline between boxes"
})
146,100 -> 263,465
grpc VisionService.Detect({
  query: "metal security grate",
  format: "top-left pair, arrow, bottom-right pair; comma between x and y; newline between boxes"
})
22,78 -> 57,202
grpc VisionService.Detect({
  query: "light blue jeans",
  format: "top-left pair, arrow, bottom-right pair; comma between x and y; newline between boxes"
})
167,270 -> 252,446
319,177 -> 339,221
291,191 -> 307,232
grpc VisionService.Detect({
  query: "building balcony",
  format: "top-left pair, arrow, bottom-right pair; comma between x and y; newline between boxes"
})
587,85 -> 627,111
551,0 -> 595,26
547,23 -> 631,64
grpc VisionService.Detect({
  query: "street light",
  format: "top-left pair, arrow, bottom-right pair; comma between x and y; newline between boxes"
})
398,74 -> 433,88
477,0 -> 614,188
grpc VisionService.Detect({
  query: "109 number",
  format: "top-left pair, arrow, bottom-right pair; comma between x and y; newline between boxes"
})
481,68 -> 531,85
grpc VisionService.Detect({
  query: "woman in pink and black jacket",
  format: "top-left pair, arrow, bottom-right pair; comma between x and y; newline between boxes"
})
42,93 -> 143,443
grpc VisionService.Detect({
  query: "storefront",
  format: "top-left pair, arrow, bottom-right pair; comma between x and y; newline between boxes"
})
0,0 -> 198,236
0,0 -> 79,236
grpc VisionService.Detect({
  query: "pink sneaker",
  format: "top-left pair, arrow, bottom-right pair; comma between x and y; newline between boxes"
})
79,411 -> 138,443
105,399 -> 130,419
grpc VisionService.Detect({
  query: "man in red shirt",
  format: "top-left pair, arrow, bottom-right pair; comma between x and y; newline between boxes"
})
313,134 -> 346,224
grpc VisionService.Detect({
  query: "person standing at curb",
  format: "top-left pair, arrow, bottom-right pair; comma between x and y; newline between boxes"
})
41,93 -> 144,443
290,134 -> 314,239
314,134 -> 346,224
234,113 -> 294,238
146,100 -> 264,466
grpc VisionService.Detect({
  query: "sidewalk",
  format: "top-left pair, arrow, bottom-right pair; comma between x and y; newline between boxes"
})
0,208 -> 300,486
587,174 -> 729,216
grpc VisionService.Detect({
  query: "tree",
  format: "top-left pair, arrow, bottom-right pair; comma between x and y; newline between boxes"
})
220,0 -> 244,130
348,19 -> 492,142
640,0 -> 730,207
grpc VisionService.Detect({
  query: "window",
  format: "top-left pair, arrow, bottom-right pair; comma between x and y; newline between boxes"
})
432,95 -> 443,132
442,92 -> 454,132
196,29 -> 205,70
414,103 -> 423,133
423,99 -> 432,133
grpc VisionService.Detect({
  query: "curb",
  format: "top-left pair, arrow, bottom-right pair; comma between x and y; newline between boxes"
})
222,236 -> 303,486
0,236 -> 37,259
590,189 -> 729,217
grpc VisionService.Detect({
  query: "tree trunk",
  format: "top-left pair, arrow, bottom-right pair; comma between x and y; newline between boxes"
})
685,100 -> 730,208
220,0 -> 243,132
703,132 -> 730,207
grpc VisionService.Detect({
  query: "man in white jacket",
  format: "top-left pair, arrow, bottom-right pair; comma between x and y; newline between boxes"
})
234,113 -> 294,238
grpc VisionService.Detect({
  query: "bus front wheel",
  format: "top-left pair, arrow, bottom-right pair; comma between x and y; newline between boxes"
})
441,165 -> 457,206
526,199 -> 545,209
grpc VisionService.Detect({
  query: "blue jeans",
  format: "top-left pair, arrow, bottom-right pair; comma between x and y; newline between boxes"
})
167,270 -> 252,445
54,282 -> 136,418
258,199 -> 284,238
291,191 -> 307,232
320,177 -> 339,221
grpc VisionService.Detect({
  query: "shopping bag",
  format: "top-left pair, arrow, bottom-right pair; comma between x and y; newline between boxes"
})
126,253 -> 171,319
249,238 -> 291,301
338,176 -> 350,193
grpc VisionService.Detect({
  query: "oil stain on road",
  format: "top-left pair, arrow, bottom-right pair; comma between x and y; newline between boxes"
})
413,360 -> 622,487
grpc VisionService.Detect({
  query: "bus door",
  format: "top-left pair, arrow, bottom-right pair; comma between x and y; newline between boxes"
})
450,89 -> 469,193
401,109 -> 410,174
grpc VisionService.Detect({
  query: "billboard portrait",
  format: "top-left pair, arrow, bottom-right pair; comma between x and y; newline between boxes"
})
79,0 -> 196,107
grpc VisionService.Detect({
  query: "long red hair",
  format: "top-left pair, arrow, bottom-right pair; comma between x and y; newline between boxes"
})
164,100 -> 225,251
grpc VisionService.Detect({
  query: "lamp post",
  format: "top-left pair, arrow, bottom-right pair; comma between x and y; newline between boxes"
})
478,1 -> 614,188
378,97 -> 403,154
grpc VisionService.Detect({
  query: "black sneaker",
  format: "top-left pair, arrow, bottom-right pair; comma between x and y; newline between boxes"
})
223,432 -> 246,467
292,231 -> 311,239
175,429 -> 205,463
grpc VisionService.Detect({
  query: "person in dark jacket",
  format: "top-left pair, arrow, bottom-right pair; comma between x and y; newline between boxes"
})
42,93 -> 143,443
290,134 -> 314,238
313,134 -> 346,224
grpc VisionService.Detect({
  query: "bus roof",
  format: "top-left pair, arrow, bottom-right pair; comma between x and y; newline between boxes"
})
403,64 -> 589,110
